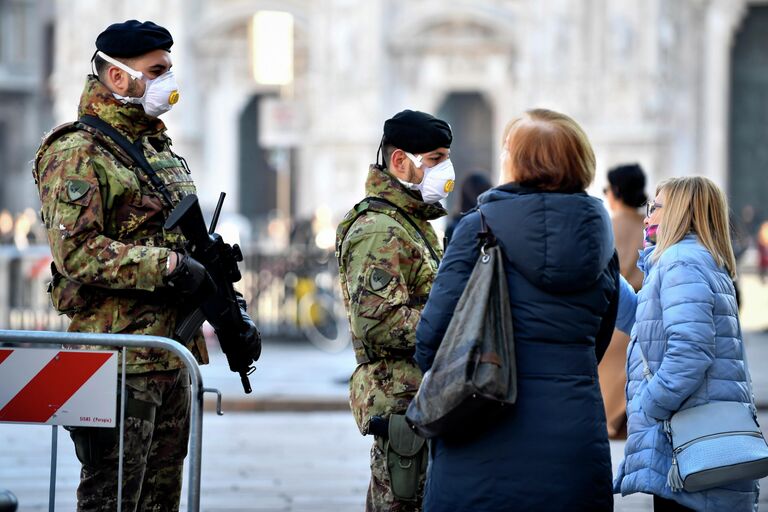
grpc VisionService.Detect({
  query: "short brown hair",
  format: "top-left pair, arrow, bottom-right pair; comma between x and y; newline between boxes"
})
502,109 -> 595,192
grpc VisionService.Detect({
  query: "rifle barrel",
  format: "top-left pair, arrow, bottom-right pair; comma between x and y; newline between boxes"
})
209,192 -> 226,234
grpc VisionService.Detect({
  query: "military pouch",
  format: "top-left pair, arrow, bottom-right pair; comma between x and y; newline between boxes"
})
47,262 -> 88,316
66,425 -> 117,468
385,414 -> 427,501
65,391 -> 156,468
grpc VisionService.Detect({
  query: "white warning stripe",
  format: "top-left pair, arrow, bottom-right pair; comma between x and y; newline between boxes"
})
53,359 -> 119,426
0,348 -> 56,410
0,348 -> 118,426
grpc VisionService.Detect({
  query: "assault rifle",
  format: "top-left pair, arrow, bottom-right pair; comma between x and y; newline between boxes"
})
165,192 -> 261,393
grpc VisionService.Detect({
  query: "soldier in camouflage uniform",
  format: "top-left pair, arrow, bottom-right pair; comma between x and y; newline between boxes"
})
336,110 -> 454,511
33,21 -> 226,511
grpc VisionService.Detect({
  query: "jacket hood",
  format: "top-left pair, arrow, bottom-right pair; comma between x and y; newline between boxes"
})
477,183 -> 614,293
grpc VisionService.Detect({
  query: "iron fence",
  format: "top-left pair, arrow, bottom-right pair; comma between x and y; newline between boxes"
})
0,244 -> 349,351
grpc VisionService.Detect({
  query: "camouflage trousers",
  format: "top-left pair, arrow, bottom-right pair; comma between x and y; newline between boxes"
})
366,436 -> 426,512
68,369 -> 190,512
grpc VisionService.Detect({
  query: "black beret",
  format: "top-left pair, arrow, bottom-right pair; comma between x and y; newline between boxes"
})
383,110 -> 452,153
96,20 -> 173,58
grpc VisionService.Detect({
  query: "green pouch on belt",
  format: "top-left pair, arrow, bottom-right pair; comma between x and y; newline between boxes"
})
385,414 -> 427,501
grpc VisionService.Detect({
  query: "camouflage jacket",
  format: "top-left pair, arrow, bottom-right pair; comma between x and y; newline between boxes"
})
33,76 -> 207,373
336,165 -> 446,434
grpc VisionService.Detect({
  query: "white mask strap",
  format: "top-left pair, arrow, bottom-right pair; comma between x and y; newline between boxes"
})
96,51 -> 143,81
404,152 -> 423,169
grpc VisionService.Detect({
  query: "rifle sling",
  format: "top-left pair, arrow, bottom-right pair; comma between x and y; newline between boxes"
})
78,114 -> 176,208
362,196 -> 441,266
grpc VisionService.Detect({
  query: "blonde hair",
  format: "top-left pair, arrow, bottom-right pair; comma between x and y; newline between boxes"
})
653,176 -> 737,278
501,109 -> 595,191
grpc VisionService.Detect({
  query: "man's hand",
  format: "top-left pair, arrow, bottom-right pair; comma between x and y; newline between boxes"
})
164,252 -> 215,295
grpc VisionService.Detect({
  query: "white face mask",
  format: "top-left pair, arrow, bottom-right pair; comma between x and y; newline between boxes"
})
97,51 -> 180,117
404,152 -> 456,204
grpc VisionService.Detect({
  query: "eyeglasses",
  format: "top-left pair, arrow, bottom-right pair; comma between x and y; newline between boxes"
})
646,201 -> 663,217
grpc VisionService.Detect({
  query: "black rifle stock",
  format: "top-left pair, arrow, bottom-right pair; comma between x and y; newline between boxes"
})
165,192 -> 257,393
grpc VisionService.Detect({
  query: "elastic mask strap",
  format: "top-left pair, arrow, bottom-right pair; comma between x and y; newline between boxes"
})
376,137 -> 385,168
90,51 -> 98,76
404,152 -> 423,169
96,51 -> 143,81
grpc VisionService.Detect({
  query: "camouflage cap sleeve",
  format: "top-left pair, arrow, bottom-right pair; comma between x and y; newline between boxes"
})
36,134 -> 170,291
341,216 -> 425,355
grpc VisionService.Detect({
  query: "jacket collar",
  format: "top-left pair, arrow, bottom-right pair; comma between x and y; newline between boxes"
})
77,75 -> 166,142
637,246 -> 656,275
637,233 -> 698,274
478,182 -> 588,205
364,165 -> 446,221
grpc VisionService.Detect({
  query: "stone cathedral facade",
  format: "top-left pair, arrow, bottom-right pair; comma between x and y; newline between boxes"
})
26,0 -> 768,232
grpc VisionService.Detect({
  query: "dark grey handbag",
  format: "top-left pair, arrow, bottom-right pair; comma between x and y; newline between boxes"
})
406,210 -> 517,439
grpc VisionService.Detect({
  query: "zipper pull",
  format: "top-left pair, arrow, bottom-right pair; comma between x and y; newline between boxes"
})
663,419 -> 673,443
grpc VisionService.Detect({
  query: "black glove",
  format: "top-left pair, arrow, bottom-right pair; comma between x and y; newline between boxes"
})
164,253 -> 215,296
235,293 -> 262,362
368,415 -> 389,438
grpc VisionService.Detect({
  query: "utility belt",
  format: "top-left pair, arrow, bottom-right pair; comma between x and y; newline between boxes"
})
48,261 -> 178,314
89,285 -> 176,303
352,341 -> 416,365
369,414 -> 427,502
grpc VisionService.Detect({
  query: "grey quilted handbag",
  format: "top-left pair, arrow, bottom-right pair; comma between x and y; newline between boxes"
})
406,210 -> 516,439
636,336 -> 768,492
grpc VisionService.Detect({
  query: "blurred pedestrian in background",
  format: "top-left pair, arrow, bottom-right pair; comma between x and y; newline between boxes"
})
598,163 -> 647,439
415,108 -> 616,511
758,220 -> 768,284
443,172 -> 491,246
336,109 -> 453,511
730,205 -> 755,268
613,176 -> 758,511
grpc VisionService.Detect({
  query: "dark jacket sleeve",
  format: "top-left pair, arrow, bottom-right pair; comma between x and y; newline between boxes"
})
593,252 -> 620,363
415,211 -> 482,372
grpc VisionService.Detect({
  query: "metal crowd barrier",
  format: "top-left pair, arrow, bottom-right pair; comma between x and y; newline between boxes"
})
0,330 -> 222,512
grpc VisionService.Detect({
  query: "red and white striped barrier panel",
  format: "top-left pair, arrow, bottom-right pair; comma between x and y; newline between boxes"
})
0,348 -> 117,427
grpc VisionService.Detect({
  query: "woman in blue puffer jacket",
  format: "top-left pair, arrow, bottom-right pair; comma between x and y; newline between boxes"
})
614,176 -> 759,511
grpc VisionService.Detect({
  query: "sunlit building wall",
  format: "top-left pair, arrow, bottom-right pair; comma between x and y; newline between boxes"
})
32,0 -> 768,240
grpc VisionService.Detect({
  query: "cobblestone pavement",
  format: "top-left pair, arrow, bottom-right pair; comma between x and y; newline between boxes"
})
2,274 -> 768,510
3,410 -> 768,511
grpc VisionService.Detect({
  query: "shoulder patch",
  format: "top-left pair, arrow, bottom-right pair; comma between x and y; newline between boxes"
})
66,179 -> 91,202
370,267 -> 394,292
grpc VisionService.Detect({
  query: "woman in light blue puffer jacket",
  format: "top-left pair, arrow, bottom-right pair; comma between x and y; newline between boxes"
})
614,176 -> 759,511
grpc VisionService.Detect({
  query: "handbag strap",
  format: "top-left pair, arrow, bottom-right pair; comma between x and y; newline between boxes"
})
736,320 -> 757,410
476,208 -> 497,251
